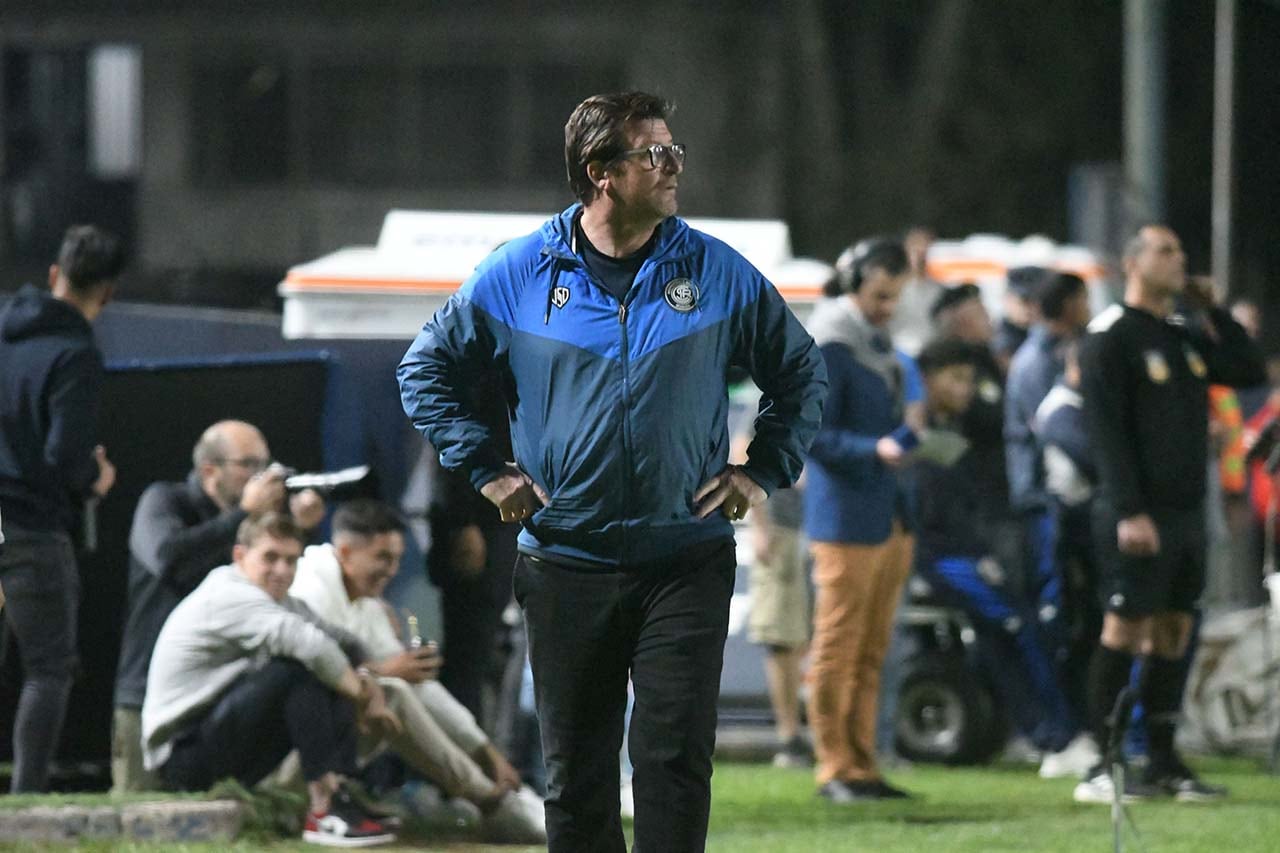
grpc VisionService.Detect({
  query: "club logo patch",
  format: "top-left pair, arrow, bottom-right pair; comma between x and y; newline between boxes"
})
1144,350 -> 1170,384
551,286 -> 570,309
1184,347 -> 1208,379
978,379 -> 1002,404
663,278 -> 699,313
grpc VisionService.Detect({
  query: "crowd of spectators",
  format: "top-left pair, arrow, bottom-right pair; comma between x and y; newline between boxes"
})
0,219 -> 1271,845
756,224 -> 1268,804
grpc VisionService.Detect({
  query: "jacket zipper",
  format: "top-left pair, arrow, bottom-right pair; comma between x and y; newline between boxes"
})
618,300 -> 631,563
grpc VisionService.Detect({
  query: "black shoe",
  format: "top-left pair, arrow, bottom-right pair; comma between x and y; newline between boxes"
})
868,779 -> 912,800
1145,758 -> 1228,803
773,735 -> 815,768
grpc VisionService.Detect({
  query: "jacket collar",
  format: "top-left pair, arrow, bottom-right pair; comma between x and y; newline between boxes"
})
539,203 -> 694,267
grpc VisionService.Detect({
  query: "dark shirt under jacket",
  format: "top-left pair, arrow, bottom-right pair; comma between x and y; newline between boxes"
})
1080,304 -> 1264,519
575,221 -> 656,302
113,472 -> 247,708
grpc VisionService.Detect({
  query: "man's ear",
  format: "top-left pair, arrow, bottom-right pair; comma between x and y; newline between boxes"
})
587,160 -> 610,191
47,265 -> 61,292
232,543 -> 246,564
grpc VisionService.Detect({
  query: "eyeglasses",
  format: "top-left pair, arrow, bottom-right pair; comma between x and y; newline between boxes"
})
608,143 -> 686,170
218,456 -> 270,473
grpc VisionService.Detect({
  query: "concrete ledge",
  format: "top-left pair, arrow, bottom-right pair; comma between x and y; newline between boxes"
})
0,800 -> 243,843
0,805 -> 120,843
120,800 -> 244,841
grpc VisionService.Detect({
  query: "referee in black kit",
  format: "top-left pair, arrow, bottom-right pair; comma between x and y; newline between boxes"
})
1073,225 -> 1264,804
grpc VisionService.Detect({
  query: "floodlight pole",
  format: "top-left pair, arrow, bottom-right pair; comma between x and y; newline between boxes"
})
1123,0 -> 1167,232
1210,0 -> 1236,298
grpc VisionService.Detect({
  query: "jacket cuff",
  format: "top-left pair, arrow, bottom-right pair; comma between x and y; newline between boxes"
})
889,424 -> 918,449
739,463 -> 779,496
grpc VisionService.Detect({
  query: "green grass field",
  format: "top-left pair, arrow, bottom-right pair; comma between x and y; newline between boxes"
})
2,756 -> 1278,851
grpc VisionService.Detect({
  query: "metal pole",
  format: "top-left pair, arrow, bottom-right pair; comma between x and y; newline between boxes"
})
1123,0 -> 1167,230
1211,0 -> 1236,297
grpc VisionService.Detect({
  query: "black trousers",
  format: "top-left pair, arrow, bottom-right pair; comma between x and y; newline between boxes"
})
162,658 -> 358,791
514,539 -> 736,853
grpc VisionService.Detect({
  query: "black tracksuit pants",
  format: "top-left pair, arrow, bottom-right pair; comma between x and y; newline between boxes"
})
514,538 -> 736,853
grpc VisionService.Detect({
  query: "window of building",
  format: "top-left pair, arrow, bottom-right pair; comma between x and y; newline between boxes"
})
307,64 -> 402,185
191,59 -> 290,184
419,64 -> 508,186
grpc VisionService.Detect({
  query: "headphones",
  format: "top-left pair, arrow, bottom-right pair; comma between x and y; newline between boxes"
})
834,236 -> 900,294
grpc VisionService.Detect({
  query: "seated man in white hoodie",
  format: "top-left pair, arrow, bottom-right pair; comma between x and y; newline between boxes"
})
290,498 -> 545,844
142,513 -> 400,847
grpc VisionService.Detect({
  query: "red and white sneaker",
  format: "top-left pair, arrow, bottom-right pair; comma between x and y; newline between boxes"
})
303,787 -> 397,847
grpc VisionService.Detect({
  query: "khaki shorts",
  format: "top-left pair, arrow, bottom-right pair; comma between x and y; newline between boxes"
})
747,527 -> 810,648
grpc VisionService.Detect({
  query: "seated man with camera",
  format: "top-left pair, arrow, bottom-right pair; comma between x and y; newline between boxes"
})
113,419 -> 325,793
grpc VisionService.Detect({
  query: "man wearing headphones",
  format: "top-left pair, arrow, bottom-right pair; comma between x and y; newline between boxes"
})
803,238 -> 918,802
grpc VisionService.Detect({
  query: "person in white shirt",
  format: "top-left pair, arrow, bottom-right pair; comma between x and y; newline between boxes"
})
290,499 -> 545,844
141,512 -> 399,847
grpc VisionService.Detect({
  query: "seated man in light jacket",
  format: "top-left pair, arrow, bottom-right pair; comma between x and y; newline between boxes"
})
290,498 -> 546,844
141,513 -> 400,847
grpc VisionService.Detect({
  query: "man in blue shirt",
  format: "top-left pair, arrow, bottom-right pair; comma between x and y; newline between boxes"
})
398,91 -> 826,852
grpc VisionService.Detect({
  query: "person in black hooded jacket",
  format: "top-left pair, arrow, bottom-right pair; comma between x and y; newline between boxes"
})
0,224 -> 123,792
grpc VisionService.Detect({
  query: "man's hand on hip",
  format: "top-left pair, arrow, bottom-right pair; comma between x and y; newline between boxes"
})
694,465 -> 766,520
480,463 -> 550,523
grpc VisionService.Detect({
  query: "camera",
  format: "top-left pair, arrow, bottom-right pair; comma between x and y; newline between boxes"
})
274,463 -> 372,498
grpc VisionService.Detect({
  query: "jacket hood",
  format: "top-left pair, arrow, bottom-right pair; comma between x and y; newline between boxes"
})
808,295 -> 904,413
1,284 -> 92,343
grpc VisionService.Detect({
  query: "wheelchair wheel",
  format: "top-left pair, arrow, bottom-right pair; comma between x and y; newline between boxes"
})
894,651 -> 1005,765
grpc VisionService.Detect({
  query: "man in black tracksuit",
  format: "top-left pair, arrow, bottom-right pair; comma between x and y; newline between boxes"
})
0,225 -> 123,792
1073,225 -> 1264,804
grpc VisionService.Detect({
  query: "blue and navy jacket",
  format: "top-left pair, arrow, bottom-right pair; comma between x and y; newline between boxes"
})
398,205 -> 827,568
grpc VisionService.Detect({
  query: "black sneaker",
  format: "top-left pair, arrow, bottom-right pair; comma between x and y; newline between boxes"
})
303,785 -> 397,847
772,735 -> 815,768
868,779 -> 913,800
1146,759 -> 1228,803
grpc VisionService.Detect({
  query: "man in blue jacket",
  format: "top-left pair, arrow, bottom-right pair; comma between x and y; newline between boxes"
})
803,238 -> 917,802
0,225 -> 122,792
399,91 -> 826,852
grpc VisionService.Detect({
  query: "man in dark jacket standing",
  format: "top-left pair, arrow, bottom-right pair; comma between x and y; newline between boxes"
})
399,92 -> 826,852
0,224 -> 122,792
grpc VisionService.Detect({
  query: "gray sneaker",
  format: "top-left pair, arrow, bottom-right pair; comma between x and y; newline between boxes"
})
482,786 -> 547,844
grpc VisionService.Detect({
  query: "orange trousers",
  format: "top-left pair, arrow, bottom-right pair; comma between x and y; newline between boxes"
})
808,526 -> 914,784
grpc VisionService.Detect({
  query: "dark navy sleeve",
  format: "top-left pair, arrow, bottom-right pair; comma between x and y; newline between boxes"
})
44,345 -> 103,496
735,280 -> 827,493
806,343 -> 881,479
398,263 -> 515,493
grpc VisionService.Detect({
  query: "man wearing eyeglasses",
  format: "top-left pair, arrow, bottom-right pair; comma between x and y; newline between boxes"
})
111,419 -> 325,793
400,91 -> 826,852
